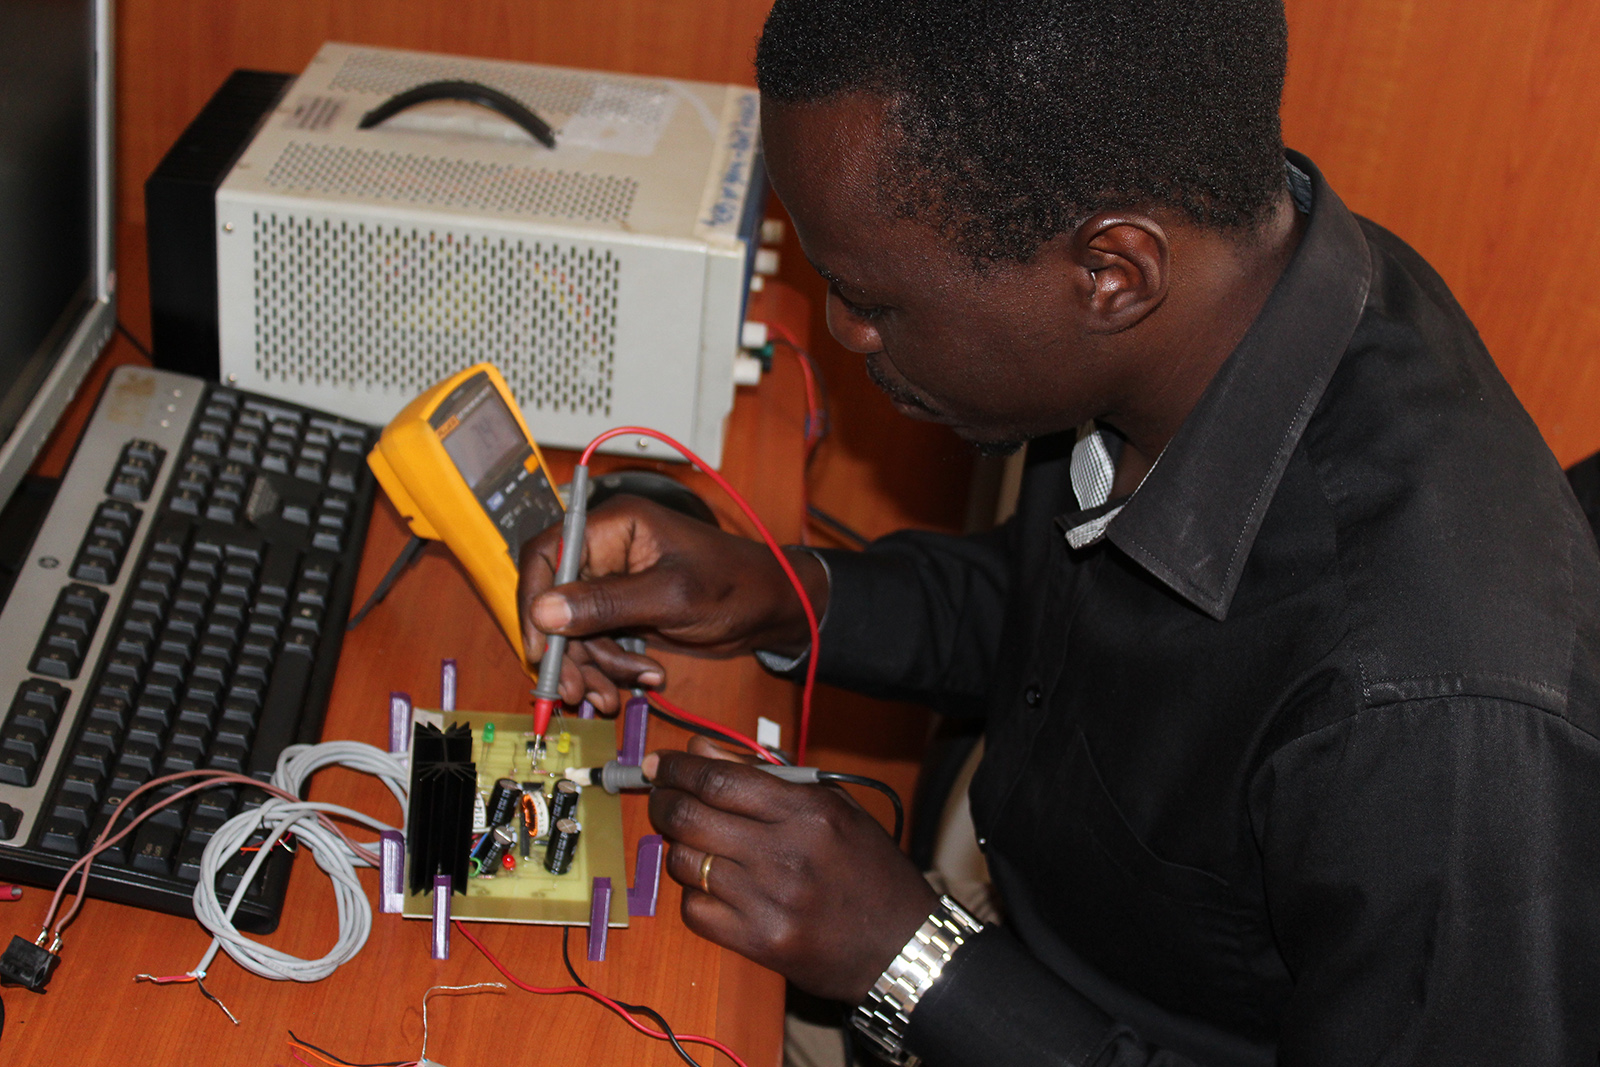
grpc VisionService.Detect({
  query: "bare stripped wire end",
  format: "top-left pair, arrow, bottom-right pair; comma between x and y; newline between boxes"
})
134,971 -> 239,1025
421,983 -> 506,1063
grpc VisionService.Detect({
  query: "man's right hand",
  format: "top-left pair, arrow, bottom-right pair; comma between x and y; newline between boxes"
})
516,494 -> 829,714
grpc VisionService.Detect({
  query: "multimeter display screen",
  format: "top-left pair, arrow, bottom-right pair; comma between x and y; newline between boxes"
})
442,391 -> 524,489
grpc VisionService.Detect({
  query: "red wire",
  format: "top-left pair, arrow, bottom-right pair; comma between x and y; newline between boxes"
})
765,326 -> 825,549
649,691 -> 782,765
453,919 -> 751,1067
576,427 -> 821,764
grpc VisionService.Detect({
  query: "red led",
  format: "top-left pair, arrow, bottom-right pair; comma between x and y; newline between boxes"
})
501,852 -> 516,871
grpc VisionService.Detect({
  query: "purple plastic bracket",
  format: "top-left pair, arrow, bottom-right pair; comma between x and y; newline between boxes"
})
388,692 -> 413,754
587,877 -> 612,962
619,694 -> 649,766
440,659 -> 457,711
577,699 -> 598,720
431,874 -> 453,959
627,834 -> 664,917
379,830 -> 405,914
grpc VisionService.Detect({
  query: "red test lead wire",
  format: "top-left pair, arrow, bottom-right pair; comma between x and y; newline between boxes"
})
575,427 -> 821,765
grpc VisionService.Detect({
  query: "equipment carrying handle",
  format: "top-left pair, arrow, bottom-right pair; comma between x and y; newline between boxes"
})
358,79 -> 557,149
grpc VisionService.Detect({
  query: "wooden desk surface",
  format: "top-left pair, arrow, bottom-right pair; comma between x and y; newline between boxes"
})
2,277 -> 816,1067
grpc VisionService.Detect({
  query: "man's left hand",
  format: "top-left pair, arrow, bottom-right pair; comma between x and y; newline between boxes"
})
645,737 -> 940,1004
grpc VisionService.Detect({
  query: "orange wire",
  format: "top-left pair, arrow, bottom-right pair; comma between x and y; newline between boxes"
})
576,427 -> 820,764
453,920 -> 751,1067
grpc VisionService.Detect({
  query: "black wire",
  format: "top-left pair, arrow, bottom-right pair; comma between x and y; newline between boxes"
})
346,534 -> 426,630
806,505 -> 870,548
115,320 -> 153,360
817,772 -> 905,843
285,1029 -> 407,1067
561,926 -> 703,1067
647,701 -> 793,765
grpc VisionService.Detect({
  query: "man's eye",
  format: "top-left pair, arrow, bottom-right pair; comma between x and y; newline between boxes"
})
833,287 -> 888,321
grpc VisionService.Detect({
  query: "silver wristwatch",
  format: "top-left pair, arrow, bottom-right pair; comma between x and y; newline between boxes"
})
851,895 -> 984,1065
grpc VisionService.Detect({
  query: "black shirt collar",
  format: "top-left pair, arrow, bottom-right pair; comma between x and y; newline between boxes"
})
1102,152 -> 1373,620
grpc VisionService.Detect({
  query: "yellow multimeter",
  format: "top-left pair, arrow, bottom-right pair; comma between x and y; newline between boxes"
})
367,363 -> 565,671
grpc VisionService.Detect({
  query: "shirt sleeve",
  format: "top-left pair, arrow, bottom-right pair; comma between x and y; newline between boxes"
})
906,695 -> 1600,1066
909,927 -> 1210,1067
799,525 -> 1012,715
1252,696 -> 1600,1065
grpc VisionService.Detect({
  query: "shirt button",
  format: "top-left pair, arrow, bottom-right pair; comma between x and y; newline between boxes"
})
1024,685 -> 1042,708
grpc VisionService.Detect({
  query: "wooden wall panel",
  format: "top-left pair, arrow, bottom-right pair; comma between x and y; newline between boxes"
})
1281,0 -> 1600,466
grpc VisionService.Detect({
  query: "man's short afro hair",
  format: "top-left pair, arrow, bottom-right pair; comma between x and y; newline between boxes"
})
756,0 -> 1289,260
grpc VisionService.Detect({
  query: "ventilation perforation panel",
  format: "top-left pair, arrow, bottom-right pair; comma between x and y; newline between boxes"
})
251,212 -> 620,417
263,142 -> 638,222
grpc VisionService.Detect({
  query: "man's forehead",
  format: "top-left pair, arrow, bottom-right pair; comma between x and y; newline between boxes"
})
760,93 -> 952,282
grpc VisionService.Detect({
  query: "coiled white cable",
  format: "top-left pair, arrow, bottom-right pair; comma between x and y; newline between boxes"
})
187,741 -> 408,984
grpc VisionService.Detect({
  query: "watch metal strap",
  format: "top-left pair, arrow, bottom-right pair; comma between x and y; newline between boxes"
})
851,894 -> 984,1065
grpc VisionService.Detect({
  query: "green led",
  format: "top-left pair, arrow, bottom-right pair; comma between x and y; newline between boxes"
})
483,722 -> 496,744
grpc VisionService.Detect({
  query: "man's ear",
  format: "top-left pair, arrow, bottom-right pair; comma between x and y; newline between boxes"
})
1069,214 -> 1170,333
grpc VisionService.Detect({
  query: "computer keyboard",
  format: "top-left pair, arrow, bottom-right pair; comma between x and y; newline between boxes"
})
0,365 -> 377,932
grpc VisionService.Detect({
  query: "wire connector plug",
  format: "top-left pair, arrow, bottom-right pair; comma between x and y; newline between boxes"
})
0,934 -> 61,991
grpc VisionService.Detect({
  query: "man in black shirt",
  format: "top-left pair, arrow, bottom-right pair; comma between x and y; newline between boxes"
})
518,1 -> 1600,1062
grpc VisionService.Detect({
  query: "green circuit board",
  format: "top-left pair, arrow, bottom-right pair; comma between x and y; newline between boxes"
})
403,712 -> 629,927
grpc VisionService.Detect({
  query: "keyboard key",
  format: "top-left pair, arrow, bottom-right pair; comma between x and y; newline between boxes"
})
294,460 -> 324,484
39,817 -> 85,856
68,554 -> 111,585
87,694 -> 129,730
169,488 -> 203,515
156,626 -> 194,659
59,767 -> 106,802
52,793 -> 93,827
205,501 -> 239,524
207,744 -> 246,774
132,823 -> 179,874
17,678 -> 69,717
159,748 -> 199,774
1,723 -> 47,761
116,742 -> 159,778
233,655 -> 271,684
193,791 -> 236,823
191,656 -> 229,686
214,718 -> 253,749
311,530 -> 342,553
0,751 -> 37,786
261,452 -> 289,474
109,473 -> 149,503
191,431 -> 224,457
79,718 -> 122,751
184,677 -> 224,706
31,646 -> 77,679
281,503 -> 311,525
175,841 -> 205,882
288,605 -> 323,635
70,743 -> 112,778
177,700 -> 217,730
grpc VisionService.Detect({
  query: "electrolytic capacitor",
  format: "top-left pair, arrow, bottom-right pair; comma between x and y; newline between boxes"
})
472,825 -> 516,875
486,778 -> 522,829
550,778 -> 580,824
545,817 -> 582,875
